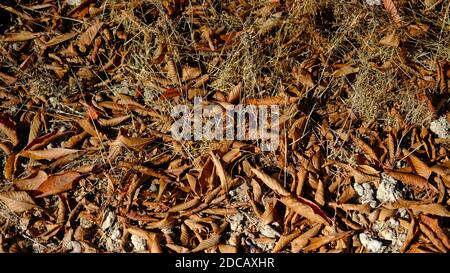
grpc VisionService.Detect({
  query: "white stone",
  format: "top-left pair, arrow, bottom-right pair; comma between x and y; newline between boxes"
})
111,227 -> 121,240
430,116 -> 450,139
131,235 -> 147,252
259,224 -> 280,238
354,183 -> 377,208
359,233 -> 385,253
101,211 -> 116,230
376,174 -> 403,203
365,0 -> 382,5
67,0 -> 82,6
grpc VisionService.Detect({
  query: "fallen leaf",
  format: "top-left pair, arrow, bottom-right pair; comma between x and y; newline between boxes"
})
14,170 -> 48,191
35,172 -> 82,198
410,203 -> 450,217
19,148 -> 79,160
379,30 -> 400,47
419,222 -> 447,252
251,168 -> 290,196
210,152 -> 231,194
45,32 -> 77,46
332,64 -> 359,77
291,224 -> 323,252
383,0 -> 402,25
403,150 -> 432,179
0,191 -> 37,213
0,113 -> 18,146
420,215 -> 450,250
28,111 -> 42,144
228,82 -> 242,103
24,130 -> 66,151
181,66 -> 201,82
191,234 -> 221,252
384,169 -> 428,188
280,195 -> 332,225
0,71 -> 17,85
78,22 -> 103,53
2,31 -> 37,42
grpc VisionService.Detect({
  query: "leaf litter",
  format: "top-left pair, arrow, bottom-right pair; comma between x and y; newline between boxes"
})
0,0 -> 449,253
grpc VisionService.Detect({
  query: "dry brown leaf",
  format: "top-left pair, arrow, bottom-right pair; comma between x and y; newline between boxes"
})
410,203 -> 450,217
388,130 -> 396,162
332,64 -> 359,77
0,191 -> 37,213
383,0 -> 402,25
419,222 -> 447,252
404,150 -> 432,179
181,66 -> 202,82
191,234 -> 220,253
19,148 -> 79,160
228,82 -> 242,103
384,169 -> 428,188
45,32 -> 77,46
35,172 -> 82,198
168,197 -> 201,213
280,195 -> 331,225
420,215 -> 450,250
78,22 -> 103,53
0,71 -> 17,85
303,231 -> 352,251
260,198 -> 278,225
0,142 -> 11,155
210,152 -> 230,194
353,137 -> 378,162
116,135 -> 156,150
272,229 -> 303,253
14,170 -> 48,191
291,224 -> 323,252
379,30 -> 400,47
407,23 -> 428,37
251,168 -> 290,196
98,115 -> 131,127
293,67 -> 314,88
246,96 -> 299,105
314,180 -> 325,206
218,244 -> 237,253
334,162 -> 379,184
4,152 -> 17,181
166,60 -> 178,83
400,213 -> 416,253
2,31 -> 37,42
63,131 -> 89,149
28,111 -> 42,145
0,113 -> 19,146
24,130 -> 66,151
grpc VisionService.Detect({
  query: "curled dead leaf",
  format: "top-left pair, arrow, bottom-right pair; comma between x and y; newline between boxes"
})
251,168 -> 290,196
